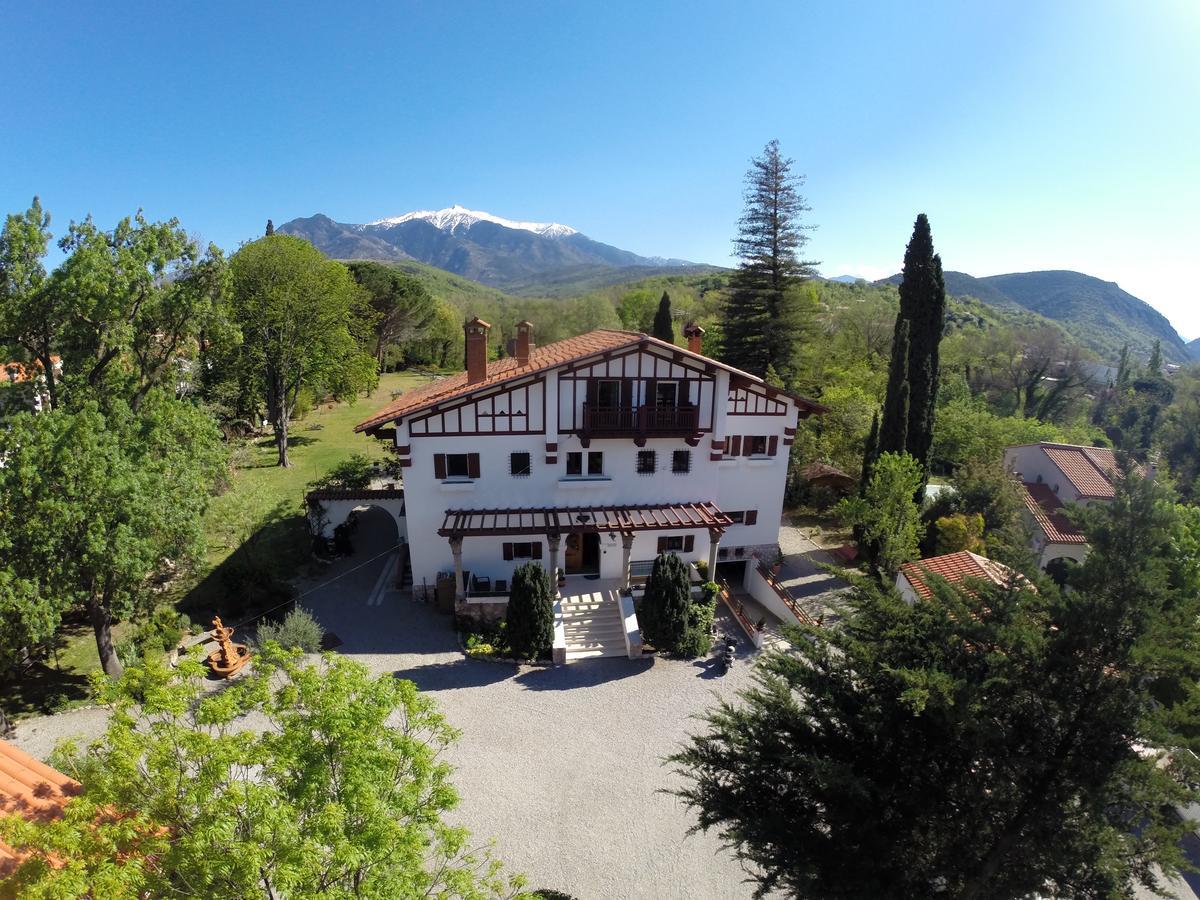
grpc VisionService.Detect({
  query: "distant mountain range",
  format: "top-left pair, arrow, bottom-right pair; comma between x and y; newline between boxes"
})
877,270 -> 1190,365
277,205 -> 707,292
1188,337 -> 1200,361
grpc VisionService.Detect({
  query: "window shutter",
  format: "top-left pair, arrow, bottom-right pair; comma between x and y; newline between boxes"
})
728,435 -> 742,456
467,453 -> 481,479
768,435 -> 779,456
532,542 -> 543,560
684,535 -> 695,553
586,378 -> 599,407
743,436 -> 753,457
503,543 -> 513,561
646,379 -> 658,406
657,536 -> 668,554
433,454 -> 447,480
621,379 -> 634,408
745,510 -> 758,526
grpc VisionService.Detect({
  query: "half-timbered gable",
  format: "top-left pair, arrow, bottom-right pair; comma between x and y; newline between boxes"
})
409,375 -> 546,437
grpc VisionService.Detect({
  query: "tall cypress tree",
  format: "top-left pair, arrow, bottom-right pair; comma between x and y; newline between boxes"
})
721,140 -> 817,381
652,291 -> 675,343
265,219 -> 274,236
876,214 -> 945,490
879,318 -> 910,457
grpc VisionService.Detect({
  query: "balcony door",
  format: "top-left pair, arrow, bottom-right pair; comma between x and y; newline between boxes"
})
596,379 -> 621,408
655,380 -> 679,408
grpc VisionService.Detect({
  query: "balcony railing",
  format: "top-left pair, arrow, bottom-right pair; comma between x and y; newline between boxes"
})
582,403 -> 699,436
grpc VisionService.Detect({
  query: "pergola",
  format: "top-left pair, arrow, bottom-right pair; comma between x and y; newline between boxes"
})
438,501 -> 733,599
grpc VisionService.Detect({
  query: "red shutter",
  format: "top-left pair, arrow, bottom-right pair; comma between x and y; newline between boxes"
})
532,542 -> 543,560
657,536 -> 668,554
503,543 -> 513,561
683,535 -> 695,553
467,453 -> 481,479
743,436 -> 753,457
728,435 -> 742,457
745,510 -> 758,526
433,454 -> 446,480
768,435 -> 779,456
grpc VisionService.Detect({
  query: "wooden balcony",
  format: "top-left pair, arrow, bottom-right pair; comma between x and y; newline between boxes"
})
581,403 -> 699,439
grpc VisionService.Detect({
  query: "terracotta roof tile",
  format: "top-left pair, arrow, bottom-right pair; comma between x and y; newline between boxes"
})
1020,481 -> 1087,544
1041,445 -> 1118,499
0,739 -> 79,876
356,329 -> 827,433
899,550 -> 1021,600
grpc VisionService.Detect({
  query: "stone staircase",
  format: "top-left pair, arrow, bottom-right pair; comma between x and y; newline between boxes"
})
560,590 -> 628,661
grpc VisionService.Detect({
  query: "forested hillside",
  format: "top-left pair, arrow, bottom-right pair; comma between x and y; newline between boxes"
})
882,269 -> 1188,364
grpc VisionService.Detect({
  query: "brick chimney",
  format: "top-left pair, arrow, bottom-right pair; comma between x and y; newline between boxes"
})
464,316 -> 491,384
683,322 -> 706,355
515,320 -> 535,366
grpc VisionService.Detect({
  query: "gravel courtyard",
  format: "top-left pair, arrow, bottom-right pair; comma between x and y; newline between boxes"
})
12,509 -> 766,899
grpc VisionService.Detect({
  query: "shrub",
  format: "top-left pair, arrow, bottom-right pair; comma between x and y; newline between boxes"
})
506,563 -> 554,660
134,606 -> 187,655
310,453 -> 377,491
677,594 -> 717,658
257,607 -> 325,653
640,552 -> 692,654
935,512 -> 985,555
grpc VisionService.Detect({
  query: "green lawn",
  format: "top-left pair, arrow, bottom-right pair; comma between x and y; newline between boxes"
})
6,371 -> 429,717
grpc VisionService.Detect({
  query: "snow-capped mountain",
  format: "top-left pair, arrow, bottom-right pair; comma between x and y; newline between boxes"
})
363,205 -> 578,239
277,206 -> 696,290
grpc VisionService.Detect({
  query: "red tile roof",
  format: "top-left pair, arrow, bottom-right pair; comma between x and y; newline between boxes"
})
1020,481 -> 1087,544
899,551 -> 1021,600
356,329 -> 826,432
0,739 -> 80,876
2,356 -> 60,385
1041,445 -> 1119,499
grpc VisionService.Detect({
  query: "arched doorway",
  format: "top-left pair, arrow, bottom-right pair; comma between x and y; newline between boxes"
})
1045,556 -> 1074,587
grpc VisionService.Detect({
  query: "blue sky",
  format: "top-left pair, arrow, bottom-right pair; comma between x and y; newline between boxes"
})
3,1 -> 1198,339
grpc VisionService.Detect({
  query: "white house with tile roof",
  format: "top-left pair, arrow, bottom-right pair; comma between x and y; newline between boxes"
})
895,550 -> 1024,605
1003,442 -> 1128,572
350,319 -> 825,659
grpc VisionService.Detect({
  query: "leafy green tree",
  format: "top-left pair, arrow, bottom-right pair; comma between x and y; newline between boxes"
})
229,235 -> 378,466
0,394 -> 225,678
616,289 -> 656,333
0,197 -> 64,410
639,552 -> 692,654
652,291 -> 675,343
505,562 -> 554,659
722,140 -> 818,382
52,212 -> 228,409
934,512 -> 985,554
0,648 -> 530,898
671,474 -> 1200,899
347,261 -> 438,367
878,215 -> 946,492
837,452 -> 924,579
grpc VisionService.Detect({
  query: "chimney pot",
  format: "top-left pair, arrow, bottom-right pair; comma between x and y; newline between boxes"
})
515,320 -> 534,366
464,316 -> 492,384
683,322 -> 706,355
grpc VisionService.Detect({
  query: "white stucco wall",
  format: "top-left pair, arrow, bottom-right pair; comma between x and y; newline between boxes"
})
1003,445 -> 1083,503
743,563 -> 805,627
894,572 -> 920,605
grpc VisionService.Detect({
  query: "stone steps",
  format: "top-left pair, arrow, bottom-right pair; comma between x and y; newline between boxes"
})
561,593 -> 628,661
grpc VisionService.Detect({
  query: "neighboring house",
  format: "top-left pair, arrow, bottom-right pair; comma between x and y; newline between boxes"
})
1003,442 -> 1126,571
350,319 -> 825,631
0,738 -> 79,878
895,550 -> 1022,605
0,356 -> 61,414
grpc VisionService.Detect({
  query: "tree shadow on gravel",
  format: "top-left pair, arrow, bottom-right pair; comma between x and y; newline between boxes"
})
392,658 -> 513,693
514,656 -> 654,691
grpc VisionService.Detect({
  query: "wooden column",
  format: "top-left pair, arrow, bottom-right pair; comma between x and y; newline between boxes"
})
450,537 -> 465,601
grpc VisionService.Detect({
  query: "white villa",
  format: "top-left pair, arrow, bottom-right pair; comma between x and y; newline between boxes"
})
895,550 -> 1023,605
1004,442 -> 1127,572
332,319 -> 825,660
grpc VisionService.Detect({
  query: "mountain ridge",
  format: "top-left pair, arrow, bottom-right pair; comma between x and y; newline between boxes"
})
877,269 -> 1188,365
277,207 -> 694,292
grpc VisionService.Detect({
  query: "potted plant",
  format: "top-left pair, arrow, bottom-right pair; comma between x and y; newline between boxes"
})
770,546 -> 785,575
557,567 -> 567,588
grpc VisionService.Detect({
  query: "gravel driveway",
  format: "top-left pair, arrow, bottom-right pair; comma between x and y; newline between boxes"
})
12,509 -> 764,899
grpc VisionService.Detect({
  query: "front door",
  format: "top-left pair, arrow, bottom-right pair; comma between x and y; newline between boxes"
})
564,532 -> 601,575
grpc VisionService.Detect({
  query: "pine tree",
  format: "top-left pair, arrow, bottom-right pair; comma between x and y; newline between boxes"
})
505,562 -> 554,659
1147,339 -> 1163,375
672,474 -> 1200,898
721,140 -> 817,381
265,219 -> 274,236
652,291 -> 675,342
